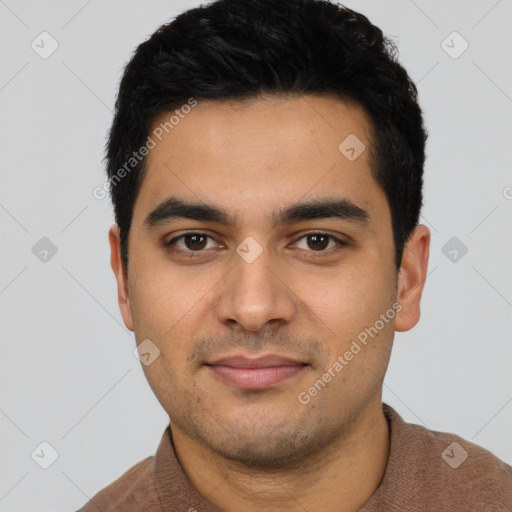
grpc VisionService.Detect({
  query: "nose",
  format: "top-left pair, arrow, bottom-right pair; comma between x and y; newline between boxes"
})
215,242 -> 297,332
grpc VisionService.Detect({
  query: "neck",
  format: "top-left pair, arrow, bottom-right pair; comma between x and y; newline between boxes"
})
171,396 -> 390,512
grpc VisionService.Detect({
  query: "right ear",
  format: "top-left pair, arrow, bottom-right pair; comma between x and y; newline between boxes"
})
109,225 -> 134,331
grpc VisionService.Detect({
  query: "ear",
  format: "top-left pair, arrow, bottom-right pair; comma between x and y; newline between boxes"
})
394,224 -> 430,332
109,225 -> 134,332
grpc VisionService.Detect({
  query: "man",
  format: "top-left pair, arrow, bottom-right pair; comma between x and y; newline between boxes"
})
79,0 -> 512,510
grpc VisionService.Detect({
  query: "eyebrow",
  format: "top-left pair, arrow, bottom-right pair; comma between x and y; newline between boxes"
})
143,196 -> 370,230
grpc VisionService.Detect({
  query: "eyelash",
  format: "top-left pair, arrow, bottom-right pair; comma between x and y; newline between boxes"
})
165,232 -> 348,258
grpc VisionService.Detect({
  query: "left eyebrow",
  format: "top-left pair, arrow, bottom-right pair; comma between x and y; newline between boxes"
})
142,196 -> 371,230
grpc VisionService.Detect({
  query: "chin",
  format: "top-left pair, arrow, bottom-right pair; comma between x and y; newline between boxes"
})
194,417 -> 339,472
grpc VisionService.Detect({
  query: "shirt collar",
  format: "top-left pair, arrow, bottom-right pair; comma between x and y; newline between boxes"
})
153,402 -> 401,511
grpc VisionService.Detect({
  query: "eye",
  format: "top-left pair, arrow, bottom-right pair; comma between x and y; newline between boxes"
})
165,231 -> 347,258
166,232 -> 220,256
293,232 -> 347,253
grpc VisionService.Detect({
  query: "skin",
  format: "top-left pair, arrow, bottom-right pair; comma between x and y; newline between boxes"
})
109,94 -> 430,512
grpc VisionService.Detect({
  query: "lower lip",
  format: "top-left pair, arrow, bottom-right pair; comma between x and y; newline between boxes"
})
207,365 -> 307,390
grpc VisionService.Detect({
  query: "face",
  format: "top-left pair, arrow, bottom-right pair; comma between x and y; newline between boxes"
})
110,95 -> 429,470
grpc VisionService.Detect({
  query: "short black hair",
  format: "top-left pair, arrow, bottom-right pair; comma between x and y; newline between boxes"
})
105,0 -> 427,270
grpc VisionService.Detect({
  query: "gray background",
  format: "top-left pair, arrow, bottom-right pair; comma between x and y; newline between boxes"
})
1,0 -> 511,510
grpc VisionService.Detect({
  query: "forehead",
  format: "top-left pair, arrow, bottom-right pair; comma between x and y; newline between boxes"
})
133,94 -> 388,228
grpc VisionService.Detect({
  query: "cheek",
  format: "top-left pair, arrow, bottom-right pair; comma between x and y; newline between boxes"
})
128,263 -> 217,342
293,259 -> 395,348
128,266 -> 177,336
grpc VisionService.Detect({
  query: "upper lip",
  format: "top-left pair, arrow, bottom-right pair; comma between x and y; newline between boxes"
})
206,354 -> 307,368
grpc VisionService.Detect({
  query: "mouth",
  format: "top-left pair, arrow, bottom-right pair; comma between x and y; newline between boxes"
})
205,354 -> 309,390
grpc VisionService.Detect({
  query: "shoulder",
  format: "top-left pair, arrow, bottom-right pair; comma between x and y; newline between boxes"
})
380,404 -> 512,511
76,456 -> 164,512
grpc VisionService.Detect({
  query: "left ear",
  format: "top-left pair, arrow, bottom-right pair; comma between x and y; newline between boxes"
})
394,224 -> 430,332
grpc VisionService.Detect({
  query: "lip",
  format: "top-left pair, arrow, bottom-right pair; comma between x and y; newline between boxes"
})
205,353 -> 308,390
207,354 -> 306,368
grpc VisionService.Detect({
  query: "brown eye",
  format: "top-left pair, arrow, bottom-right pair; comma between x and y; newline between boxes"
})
294,232 -> 347,253
306,234 -> 330,251
166,232 -> 218,256
183,234 -> 208,250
